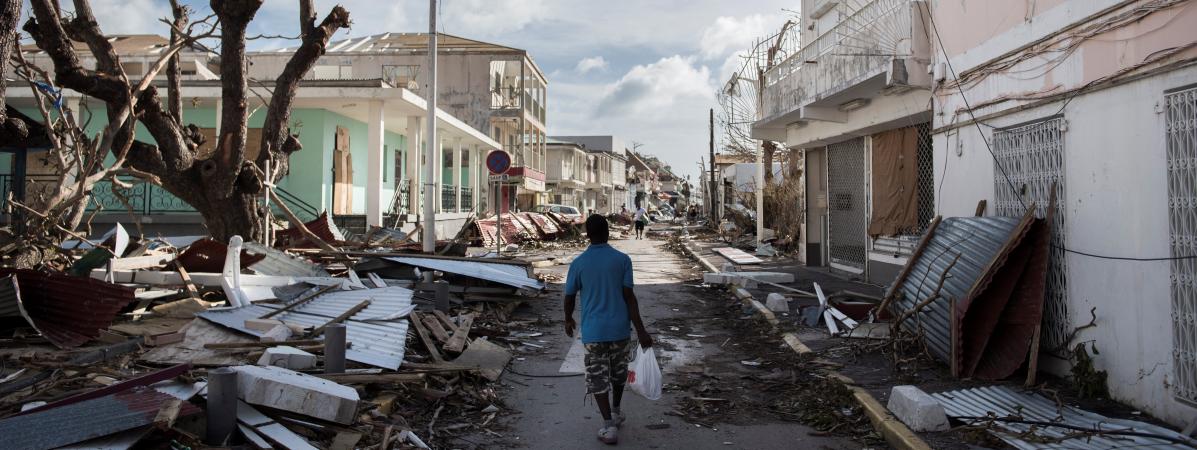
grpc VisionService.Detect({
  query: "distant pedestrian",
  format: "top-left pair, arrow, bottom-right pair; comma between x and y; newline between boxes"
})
564,215 -> 653,445
632,206 -> 648,239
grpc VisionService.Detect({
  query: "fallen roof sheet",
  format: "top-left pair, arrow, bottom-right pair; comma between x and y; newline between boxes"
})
0,269 -> 136,348
274,212 -> 346,248
177,238 -> 265,273
384,256 -> 544,290
243,241 -> 331,277
198,286 -> 414,369
713,247 -> 763,265
0,388 -> 200,450
17,364 -> 192,416
0,274 -> 19,318
883,213 -> 1049,379
932,386 -> 1197,449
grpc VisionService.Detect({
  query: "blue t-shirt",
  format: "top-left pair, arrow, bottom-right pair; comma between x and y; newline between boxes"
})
564,243 -> 634,343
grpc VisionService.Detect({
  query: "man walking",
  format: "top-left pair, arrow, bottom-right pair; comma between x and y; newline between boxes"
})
632,205 -> 648,239
565,215 -> 653,445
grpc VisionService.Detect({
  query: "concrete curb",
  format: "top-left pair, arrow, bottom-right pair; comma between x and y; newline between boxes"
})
677,244 -> 932,450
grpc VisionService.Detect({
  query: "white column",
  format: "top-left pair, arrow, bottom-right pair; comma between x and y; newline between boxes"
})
473,144 -> 481,210
406,116 -> 422,217
366,101 -> 385,227
433,133 -> 444,212
454,137 -> 463,213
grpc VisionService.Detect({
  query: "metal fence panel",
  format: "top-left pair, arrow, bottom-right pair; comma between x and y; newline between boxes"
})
827,137 -> 868,273
1167,85 -> 1197,403
992,116 -> 1070,353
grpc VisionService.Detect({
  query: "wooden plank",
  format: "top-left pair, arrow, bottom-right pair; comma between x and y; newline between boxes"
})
175,263 -> 200,299
1024,324 -> 1042,387
261,284 -> 340,319
712,247 -> 763,265
409,313 -> 444,363
442,313 -> 475,353
421,314 -> 451,343
432,310 -> 459,333
204,339 -> 323,349
310,300 -> 371,336
974,199 -> 988,217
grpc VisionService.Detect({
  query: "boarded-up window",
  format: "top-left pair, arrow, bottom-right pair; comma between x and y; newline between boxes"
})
196,128 -> 264,162
868,126 -> 920,237
332,126 -> 353,214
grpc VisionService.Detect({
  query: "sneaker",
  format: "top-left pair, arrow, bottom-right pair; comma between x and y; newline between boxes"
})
597,425 -> 618,445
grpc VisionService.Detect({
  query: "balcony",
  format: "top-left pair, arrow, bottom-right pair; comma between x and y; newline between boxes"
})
755,0 -> 929,137
490,87 -> 546,126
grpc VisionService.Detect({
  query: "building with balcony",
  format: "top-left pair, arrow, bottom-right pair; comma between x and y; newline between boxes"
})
925,0 -> 1197,427
625,150 -> 659,210
545,138 -> 588,211
247,32 -> 549,214
752,0 -> 934,283
552,136 -> 629,213
7,35 -> 501,239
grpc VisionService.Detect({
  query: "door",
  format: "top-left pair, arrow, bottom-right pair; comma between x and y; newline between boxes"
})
826,137 -> 868,274
333,126 -> 353,215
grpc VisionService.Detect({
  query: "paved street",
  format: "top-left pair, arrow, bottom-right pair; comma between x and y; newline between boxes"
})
471,235 -> 859,449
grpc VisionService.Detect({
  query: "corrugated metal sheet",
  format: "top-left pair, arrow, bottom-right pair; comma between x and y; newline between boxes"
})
243,242 -> 331,277
0,388 -> 200,450
274,212 -> 346,247
884,216 -> 1032,372
17,364 -> 192,416
177,238 -> 265,273
932,386 -> 1197,449
384,256 -> 544,291
0,269 -> 136,348
198,286 -> 413,369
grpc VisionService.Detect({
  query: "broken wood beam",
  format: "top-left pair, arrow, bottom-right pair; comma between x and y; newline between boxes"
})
204,339 -> 323,349
431,310 -> 459,333
420,314 -> 451,343
442,313 -> 475,353
409,313 -> 445,363
310,300 -> 371,337
260,284 -> 340,319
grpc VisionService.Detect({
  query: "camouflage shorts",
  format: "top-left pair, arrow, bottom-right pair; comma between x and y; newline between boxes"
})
584,339 -> 632,395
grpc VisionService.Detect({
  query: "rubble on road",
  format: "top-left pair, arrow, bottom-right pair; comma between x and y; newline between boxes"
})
0,214 -> 551,449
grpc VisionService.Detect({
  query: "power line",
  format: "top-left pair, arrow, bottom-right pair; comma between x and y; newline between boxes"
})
921,2 -> 1197,262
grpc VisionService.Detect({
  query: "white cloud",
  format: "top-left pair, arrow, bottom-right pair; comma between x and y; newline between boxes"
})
440,0 -> 548,37
47,0 -> 173,35
699,15 -> 770,60
574,56 -> 608,74
595,55 -> 714,117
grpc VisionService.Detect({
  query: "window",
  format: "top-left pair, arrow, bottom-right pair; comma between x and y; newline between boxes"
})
1166,85 -> 1197,403
992,116 -> 1069,352
382,65 -> 420,89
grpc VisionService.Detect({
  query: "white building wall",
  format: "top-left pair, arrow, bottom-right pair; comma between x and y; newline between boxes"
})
934,66 -> 1197,426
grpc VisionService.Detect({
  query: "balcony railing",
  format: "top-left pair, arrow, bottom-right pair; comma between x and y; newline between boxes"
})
0,174 -> 195,216
441,185 -> 458,212
761,0 -> 917,119
460,186 -> 474,210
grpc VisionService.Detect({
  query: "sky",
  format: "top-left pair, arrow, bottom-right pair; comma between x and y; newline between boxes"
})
22,0 -> 797,182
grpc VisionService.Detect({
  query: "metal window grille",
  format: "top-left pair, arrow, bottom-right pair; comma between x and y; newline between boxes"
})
827,137 -> 868,273
1166,85 -> 1197,403
992,116 -> 1071,352
916,122 -> 936,231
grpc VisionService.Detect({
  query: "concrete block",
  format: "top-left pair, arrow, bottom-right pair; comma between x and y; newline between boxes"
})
732,287 -> 753,300
245,318 -> 284,332
887,385 -> 950,432
721,263 -> 736,273
257,346 -> 317,370
260,324 -> 293,342
231,365 -> 360,424
733,271 -> 795,283
732,276 -> 759,289
765,293 -> 789,312
703,273 -> 730,285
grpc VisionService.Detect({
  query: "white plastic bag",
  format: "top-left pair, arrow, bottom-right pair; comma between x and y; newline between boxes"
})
627,346 -> 662,400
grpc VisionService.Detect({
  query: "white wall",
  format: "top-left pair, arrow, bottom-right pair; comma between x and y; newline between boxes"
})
934,66 -> 1197,426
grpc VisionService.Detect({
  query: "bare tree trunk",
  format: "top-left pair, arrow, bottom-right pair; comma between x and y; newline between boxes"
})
22,0 -> 350,243
0,0 -> 27,141
763,140 -> 777,184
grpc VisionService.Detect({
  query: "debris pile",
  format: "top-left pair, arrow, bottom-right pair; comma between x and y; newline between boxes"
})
0,219 -> 547,449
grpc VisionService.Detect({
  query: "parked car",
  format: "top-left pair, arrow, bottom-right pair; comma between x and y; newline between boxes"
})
533,204 -> 583,221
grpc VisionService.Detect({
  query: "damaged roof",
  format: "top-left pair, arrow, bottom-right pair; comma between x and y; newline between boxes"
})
199,286 -> 414,369
384,256 -> 544,291
0,269 -> 136,348
0,388 -> 200,450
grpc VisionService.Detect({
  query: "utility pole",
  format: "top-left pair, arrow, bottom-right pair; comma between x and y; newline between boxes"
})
422,0 -> 437,253
708,108 -> 718,224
